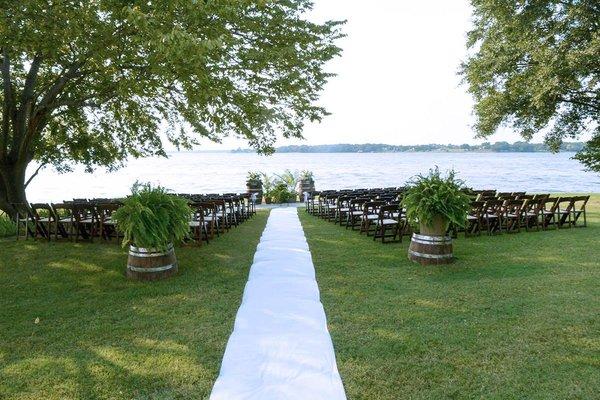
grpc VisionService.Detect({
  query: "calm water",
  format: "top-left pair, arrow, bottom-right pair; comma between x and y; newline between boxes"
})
26,152 -> 599,202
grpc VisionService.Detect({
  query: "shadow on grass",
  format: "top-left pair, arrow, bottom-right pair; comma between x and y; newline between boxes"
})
0,211 -> 270,400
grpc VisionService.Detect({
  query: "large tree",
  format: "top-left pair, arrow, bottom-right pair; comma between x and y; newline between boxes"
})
461,0 -> 599,171
0,0 -> 343,216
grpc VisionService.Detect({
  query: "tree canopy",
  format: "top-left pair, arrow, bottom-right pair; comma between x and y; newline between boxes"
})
461,0 -> 600,171
0,0 -> 344,214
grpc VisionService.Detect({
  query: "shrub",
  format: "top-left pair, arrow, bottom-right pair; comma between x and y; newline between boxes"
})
246,171 -> 262,184
402,167 -> 471,228
112,183 -> 192,250
298,170 -> 314,182
270,183 -> 294,203
0,213 -> 16,237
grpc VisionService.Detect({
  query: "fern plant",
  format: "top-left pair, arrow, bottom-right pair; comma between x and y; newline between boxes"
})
402,167 -> 471,228
113,183 -> 192,250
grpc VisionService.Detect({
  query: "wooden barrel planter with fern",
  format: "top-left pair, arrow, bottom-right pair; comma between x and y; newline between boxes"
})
402,168 -> 470,266
127,244 -> 178,280
113,183 -> 192,281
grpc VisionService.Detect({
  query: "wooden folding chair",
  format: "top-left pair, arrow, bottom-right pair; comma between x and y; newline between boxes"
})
346,198 -> 368,230
483,199 -> 504,235
360,201 -> 385,235
522,198 -> 543,231
503,200 -> 524,233
373,204 -> 402,243
556,197 -> 575,228
540,197 -> 559,230
465,201 -> 485,237
571,195 -> 590,227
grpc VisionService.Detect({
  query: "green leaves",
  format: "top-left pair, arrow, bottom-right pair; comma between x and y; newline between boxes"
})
461,0 -> 599,171
0,0 -> 345,169
112,183 -> 192,249
401,167 -> 471,228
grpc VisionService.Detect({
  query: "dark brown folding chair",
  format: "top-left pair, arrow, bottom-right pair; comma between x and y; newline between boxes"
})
11,202 -> 35,240
373,204 -> 402,243
465,201 -> 485,237
334,196 -> 352,226
556,197 -> 575,228
346,198 -> 368,230
503,200 -> 524,233
96,203 -> 120,241
571,195 -> 590,227
190,205 -> 210,245
360,201 -> 385,235
29,203 -> 53,240
540,197 -> 559,230
483,199 -> 504,235
522,198 -> 543,231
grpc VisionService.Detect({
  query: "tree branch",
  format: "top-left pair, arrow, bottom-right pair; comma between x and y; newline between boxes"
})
1,48 -> 15,161
24,162 -> 46,188
18,61 -> 85,160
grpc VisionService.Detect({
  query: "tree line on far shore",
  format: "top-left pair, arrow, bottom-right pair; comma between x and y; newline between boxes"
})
232,142 -> 586,154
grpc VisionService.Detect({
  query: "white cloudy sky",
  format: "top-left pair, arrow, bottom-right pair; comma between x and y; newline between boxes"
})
195,0 -> 536,150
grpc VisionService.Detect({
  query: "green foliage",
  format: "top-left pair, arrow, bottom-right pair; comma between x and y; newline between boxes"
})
461,0 -> 599,171
275,169 -> 298,191
0,213 -> 15,237
402,167 -> 471,228
298,170 -> 314,181
270,183 -> 294,203
260,172 -> 274,199
112,183 -> 192,250
0,1 -> 345,214
246,171 -> 262,184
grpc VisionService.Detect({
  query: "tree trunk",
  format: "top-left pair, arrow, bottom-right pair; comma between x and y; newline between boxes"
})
0,161 -> 29,219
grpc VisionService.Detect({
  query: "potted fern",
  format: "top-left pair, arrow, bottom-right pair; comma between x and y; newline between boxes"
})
113,183 -> 192,280
402,167 -> 471,265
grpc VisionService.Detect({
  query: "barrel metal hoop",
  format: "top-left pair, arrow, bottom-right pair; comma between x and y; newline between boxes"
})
127,264 -> 175,273
129,244 -> 173,257
411,237 -> 452,246
409,250 -> 453,259
412,233 -> 451,243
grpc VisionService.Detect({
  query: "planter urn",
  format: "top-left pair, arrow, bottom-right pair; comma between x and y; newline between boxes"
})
246,180 -> 263,204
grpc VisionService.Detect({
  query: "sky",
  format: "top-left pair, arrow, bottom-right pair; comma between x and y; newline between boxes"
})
195,0 -> 537,150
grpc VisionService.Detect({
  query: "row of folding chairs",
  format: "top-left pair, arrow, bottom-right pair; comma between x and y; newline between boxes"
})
464,195 -> 590,236
305,189 -> 590,241
11,194 -> 258,245
187,194 -> 257,245
12,200 -> 122,242
306,189 -> 410,243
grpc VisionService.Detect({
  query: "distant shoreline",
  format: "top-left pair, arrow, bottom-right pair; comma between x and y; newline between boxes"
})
228,141 -> 584,154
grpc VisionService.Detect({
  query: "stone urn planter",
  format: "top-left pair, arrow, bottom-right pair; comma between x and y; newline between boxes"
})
408,215 -> 453,265
296,179 -> 315,201
246,179 -> 263,204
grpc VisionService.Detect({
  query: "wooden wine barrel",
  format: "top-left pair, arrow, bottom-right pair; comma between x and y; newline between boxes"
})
408,233 -> 453,265
126,244 -> 178,281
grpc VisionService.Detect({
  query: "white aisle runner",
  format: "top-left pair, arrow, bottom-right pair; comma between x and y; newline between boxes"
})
210,208 -> 346,400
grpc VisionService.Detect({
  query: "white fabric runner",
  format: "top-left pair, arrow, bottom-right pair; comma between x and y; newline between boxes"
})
210,208 -> 346,400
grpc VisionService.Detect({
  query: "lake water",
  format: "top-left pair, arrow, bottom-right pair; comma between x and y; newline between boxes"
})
26,152 -> 599,202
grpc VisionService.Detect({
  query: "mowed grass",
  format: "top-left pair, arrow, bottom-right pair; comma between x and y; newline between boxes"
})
300,196 -> 600,400
0,211 -> 269,400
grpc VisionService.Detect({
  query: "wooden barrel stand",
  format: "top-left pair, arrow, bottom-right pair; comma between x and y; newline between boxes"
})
127,244 -> 178,281
408,233 -> 453,265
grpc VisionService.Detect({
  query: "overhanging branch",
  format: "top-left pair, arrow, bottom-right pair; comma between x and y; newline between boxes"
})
24,162 -> 46,188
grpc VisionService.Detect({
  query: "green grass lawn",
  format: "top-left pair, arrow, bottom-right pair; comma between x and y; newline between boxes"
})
0,211 -> 269,400
299,196 -> 600,400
